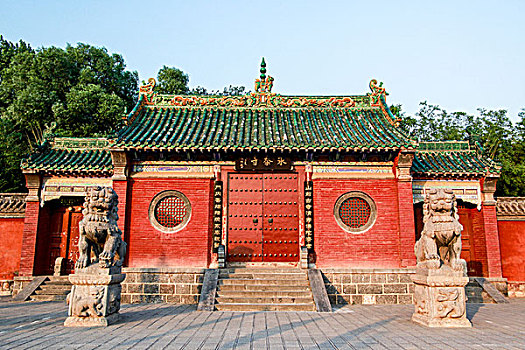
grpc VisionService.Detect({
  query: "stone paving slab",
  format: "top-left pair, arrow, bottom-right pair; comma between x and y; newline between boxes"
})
0,300 -> 524,349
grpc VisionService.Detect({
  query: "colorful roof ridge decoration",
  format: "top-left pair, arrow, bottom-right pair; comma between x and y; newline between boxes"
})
21,137 -> 113,175
52,137 -> 109,150
412,141 -> 500,177
117,59 -> 414,151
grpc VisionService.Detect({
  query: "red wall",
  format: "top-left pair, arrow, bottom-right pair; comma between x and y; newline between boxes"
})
498,220 -> 525,282
127,178 -> 213,268
0,218 -> 25,280
314,179 -> 405,268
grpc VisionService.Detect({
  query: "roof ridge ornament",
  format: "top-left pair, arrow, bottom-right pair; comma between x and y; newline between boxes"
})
255,57 -> 274,93
369,79 -> 388,107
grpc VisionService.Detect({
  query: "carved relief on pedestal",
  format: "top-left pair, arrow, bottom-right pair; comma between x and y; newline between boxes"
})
414,284 -> 429,316
435,287 -> 465,319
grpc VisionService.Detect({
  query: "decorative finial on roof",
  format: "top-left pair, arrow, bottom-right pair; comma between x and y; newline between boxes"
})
260,57 -> 267,80
255,58 -> 273,93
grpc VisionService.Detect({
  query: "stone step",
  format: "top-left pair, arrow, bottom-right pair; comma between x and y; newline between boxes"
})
218,278 -> 309,286
34,288 -> 70,295
47,276 -> 70,282
215,303 -> 316,312
466,296 -> 485,303
44,280 -> 72,286
31,294 -> 68,302
218,284 -> 311,292
217,290 -> 312,298
219,273 -> 307,280
216,296 -> 313,304
221,268 -> 304,274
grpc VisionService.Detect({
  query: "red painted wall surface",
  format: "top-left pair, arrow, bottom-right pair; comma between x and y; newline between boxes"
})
498,220 -> 525,281
314,179 -> 404,268
127,178 -> 213,268
0,217 -> 25,280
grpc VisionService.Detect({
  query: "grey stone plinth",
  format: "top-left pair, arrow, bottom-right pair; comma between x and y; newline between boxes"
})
64,264 -> 125,327
411,266 -> 471,328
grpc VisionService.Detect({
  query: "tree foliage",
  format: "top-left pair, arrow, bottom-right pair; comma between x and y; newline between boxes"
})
156,66 -> 189,95
153,66 -> 247,96
0,36 -> 138,191
394,102 -> 525,197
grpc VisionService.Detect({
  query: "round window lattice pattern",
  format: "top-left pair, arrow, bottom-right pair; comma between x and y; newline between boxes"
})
155,196 -> 187,228
334,192 -> 377,233
149,190 -> 191,233
339,197 -> 371,228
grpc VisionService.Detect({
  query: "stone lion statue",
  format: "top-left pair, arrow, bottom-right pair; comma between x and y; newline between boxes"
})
414,188 -> 466,272
75,186 -> 127,269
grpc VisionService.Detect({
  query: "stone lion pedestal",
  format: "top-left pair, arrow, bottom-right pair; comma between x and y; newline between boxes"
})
411,265 -> 471,328
411,188 -> 472,328
64,186 -> 127,327
64,264 -> 125,327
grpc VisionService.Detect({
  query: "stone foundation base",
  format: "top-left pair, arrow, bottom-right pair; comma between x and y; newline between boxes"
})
508,281 -> 525,298
0,280 -> 13,296
322,268 -> 415,305
412,267 -> 471,328
121,268 -> 205,304
64,313 -> 119,327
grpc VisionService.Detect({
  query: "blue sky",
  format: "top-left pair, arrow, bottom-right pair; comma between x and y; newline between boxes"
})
2,0 -> 524,120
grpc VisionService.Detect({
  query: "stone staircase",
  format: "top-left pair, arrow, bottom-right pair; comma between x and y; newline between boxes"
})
215,268 -> 316,311
466,279 -> 492,303
465,278 -> 508,304
31,276 -> 71,302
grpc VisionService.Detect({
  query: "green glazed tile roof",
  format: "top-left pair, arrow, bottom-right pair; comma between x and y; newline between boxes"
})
114,104 -> 414,151
113,78 -> 415,151
413,141 -> 500,176
21,138 -> 112,174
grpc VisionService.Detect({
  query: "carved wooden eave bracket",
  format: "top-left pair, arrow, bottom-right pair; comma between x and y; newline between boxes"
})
24,173 -> 42,202
481,175 -> 499,206
396,150 -> 415,182
110,150 -> 129,181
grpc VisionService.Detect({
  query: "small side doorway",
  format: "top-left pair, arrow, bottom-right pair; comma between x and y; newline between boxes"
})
36,200 -> 83,275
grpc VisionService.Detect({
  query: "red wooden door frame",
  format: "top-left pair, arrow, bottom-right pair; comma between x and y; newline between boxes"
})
226,173 -> 300,263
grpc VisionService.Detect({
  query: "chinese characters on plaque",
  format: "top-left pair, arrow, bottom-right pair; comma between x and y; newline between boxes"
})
235,156 -> 292,171
304,181 -> 314,250
212,181 -> 223,252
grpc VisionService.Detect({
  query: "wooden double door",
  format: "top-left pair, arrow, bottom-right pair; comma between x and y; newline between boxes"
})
41,206 -> 82,275
227,173 -> 300,262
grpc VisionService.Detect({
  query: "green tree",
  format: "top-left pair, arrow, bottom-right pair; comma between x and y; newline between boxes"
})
156,66 -> 189,94
0,37 -> 138,192
396,102 -> 525,196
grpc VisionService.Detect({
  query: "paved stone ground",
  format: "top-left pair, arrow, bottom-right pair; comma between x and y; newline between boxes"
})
0,300 -> 524,349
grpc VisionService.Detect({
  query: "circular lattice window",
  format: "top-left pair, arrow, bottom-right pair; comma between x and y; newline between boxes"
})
334,192 -> 377,233
149,190 -> 191,232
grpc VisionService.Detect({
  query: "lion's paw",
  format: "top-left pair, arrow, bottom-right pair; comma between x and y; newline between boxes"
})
451,259 -> 466,272
99,251 -> 114,260
75,256 -> 89,269
426,259 -> 441,269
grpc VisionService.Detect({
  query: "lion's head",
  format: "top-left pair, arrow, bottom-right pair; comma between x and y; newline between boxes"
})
83,186 -> 119,223
423,188 -> 458,222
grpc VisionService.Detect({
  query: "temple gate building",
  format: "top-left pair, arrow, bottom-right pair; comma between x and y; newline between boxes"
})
1,60 -> 516,305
